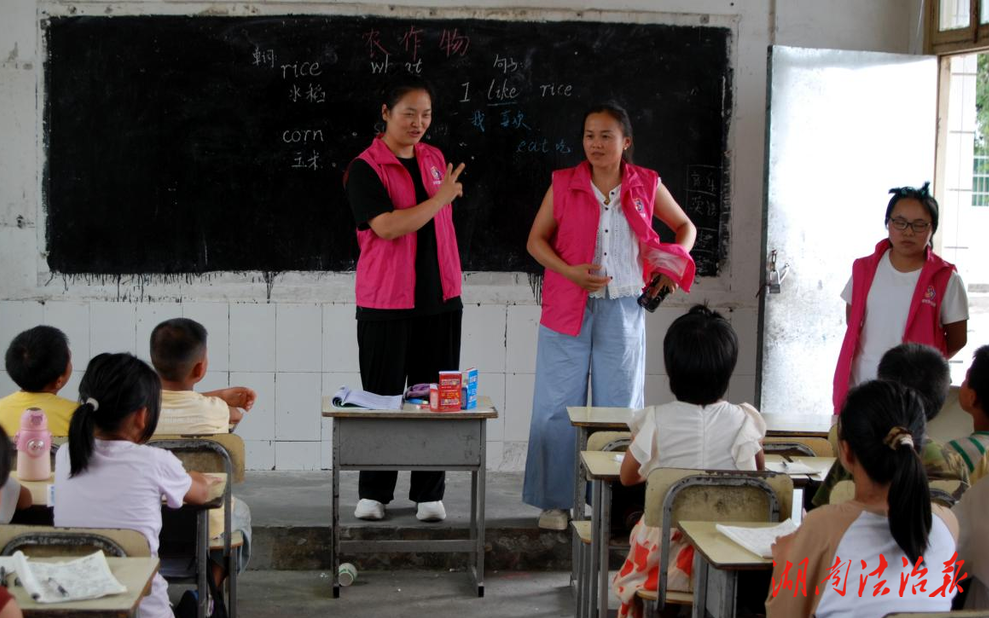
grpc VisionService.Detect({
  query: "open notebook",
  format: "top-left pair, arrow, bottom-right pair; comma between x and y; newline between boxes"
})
3,550 -> 127,603
331,386 -> 402,411
715,519 -> 799,559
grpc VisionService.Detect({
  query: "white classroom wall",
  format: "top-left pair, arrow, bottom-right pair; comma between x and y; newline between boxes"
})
0,0 -> 921,471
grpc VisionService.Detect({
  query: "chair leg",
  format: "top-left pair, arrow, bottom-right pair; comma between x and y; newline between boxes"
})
227,546 -> 238,618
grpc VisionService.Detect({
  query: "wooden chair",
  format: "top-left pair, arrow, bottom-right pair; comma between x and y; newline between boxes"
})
0,524 -> 150,558
637,468 -> 793,617
151,434 -> 244,618
831,479 -> 967,508
586,431 -> 631,453
763,436 -> 834,458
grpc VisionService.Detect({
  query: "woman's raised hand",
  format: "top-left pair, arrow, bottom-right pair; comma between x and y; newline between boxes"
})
436,162 -> 466,205
567,263 -> 612,292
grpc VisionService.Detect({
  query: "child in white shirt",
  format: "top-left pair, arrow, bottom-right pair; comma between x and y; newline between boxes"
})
54,353 -> 216,618
612,305 -> 766,618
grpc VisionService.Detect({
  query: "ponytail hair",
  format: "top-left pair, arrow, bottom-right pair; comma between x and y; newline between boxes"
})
839,380 -> 931,564
69,353 -> 162,477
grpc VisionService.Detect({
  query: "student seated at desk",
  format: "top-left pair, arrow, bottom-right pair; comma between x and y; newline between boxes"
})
0,426 -> 30,524
767,381 -> 959,618
149,317 -> 254,583
612,305 -> 766,618
54,353 -> 218,618
0,325 -> 77,437
947,345 -> 989,482
813,343 -> 969,506
149,318 -> 255,435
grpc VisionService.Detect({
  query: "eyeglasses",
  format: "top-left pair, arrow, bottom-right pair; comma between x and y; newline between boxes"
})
888,217 -> 932,233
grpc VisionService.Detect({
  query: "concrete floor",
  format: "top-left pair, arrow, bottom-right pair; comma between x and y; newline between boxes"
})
238,469 -> 543,529
236,569 -> 577,618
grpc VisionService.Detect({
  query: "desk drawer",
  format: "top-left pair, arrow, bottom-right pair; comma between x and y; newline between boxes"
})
335,418 -> 484,467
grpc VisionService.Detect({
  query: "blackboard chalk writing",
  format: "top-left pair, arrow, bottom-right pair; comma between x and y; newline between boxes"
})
470,110 -> 486,133
493,54 -> 519,74
687,165 -> 719,195
401,25 -> 423,61
289,83 -> 325,104
280,61 -> 321,79
44,16 -> 730,276
488,78 -> 519,101
281,128 -> 325,143
370,55 -> 391,74
539,82 -> 573,97
404,58 -> 423,74
363,28 -> 389,58
499,109 -> 530,130
252,47 -> 275,68
439,28 -> 470,57
689,193 -> 718,217
292,151 -> 320,170
517,138 -> 549,153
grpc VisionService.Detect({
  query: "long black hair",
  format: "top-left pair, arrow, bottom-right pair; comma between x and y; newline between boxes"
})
68,353 -> 162,477
839,380 -> 931,564
583,102 -> 634,163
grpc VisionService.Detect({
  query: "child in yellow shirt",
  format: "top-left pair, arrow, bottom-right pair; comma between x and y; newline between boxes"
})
0,325 -> 76,436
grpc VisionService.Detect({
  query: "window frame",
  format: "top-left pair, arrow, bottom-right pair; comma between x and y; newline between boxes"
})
927,0 -> 989,54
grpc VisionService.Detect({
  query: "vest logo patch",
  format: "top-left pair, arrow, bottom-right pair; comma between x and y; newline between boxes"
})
634,198 -> 645,212
430,166 -> 443,185
922,285 -> 937,307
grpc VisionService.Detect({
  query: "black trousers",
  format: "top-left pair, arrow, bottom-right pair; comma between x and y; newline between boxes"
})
356,310 -> 462,504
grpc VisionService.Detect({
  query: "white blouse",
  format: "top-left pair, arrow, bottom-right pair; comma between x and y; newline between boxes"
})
589,183 -> 644,299
627,400 -> 767,478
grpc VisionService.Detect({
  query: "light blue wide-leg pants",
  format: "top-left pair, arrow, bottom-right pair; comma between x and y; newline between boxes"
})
522,296 -> 645,510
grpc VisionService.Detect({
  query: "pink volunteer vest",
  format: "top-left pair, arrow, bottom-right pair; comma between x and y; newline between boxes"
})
349,137 -> 462,309
540,161 -> 695,337
832,239 -> 955,414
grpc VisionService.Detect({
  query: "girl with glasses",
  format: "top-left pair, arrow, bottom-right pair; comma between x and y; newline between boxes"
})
833,183 -> 969,415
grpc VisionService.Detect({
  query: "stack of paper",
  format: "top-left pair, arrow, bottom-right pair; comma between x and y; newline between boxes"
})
715,519 -> 799,558
331,386 -> 402,410
11,550 -> 126,603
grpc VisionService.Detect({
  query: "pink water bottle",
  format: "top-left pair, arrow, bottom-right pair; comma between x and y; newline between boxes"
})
15,408 -> 51,481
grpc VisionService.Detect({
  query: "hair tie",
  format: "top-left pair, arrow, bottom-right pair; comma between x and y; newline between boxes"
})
883,426 -> 913,450
85,397 -> 99,411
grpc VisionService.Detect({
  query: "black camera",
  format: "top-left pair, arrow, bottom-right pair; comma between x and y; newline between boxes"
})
637,274 -> 670,313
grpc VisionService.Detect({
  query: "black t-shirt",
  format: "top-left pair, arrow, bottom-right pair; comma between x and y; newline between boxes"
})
346,156 -> 462,320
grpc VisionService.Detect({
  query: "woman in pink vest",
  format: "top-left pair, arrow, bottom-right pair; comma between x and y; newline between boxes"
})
522,103 -> 697,530
832,183 -> 969,414
344,78 -> 466,523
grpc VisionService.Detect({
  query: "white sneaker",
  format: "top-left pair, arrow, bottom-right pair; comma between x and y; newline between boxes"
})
354,499 -> 385,520
538,508 -> 569,531
416,501 -> 447,522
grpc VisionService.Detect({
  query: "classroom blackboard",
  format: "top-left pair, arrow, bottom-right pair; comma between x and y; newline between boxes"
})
44,15 -> 731,276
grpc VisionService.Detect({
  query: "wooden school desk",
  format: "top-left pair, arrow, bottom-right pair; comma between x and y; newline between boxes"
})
567,407 -> 634,521
580,449 -> 623,618
678,520 -> 774,618
763,455 -> 836,488
12,472 -> 225,618
763,413 -> 834,439
322,396 -> 498,598
3,555 -> 159,618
